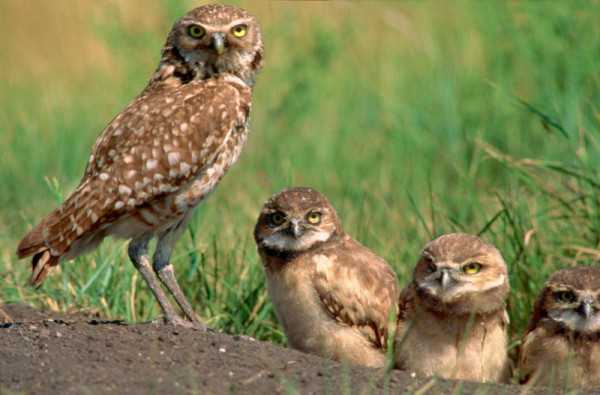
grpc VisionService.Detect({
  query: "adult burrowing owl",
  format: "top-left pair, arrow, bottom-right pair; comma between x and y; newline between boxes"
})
254,187 -> 399,367
520,266 -> 600,387
394,233 -> 510,382
16,5 -> 264,330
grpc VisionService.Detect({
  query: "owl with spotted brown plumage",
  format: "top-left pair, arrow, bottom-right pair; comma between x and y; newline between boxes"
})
16,4 -> 264,330
254,187 -> 400,367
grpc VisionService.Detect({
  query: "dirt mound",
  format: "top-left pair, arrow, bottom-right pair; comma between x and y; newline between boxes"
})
1,304 -> 541,394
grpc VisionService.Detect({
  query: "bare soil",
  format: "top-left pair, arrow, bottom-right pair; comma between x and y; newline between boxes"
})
1,303 -> 556,394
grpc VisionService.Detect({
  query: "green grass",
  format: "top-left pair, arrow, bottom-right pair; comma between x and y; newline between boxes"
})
1,0 -> 599,378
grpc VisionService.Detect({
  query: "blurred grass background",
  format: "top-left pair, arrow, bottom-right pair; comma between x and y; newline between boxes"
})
1,0 -> 599,362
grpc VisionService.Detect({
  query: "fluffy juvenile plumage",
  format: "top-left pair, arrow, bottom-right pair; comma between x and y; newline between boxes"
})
520,266 -> 600,387
254,187 -> 399,367
394,233 -> 510,382
16,4 -> 264,329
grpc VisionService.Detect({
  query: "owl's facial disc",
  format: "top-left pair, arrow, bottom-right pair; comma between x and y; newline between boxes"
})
549,290 -> 600,332
419,265 -> 465,299
168,12 -> 262,85
549,307 -> 600,332
259,212 -> 332,253
179,24 -> 233,66
419,260 -> 504,301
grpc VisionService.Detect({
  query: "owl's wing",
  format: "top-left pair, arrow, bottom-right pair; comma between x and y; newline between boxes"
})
519,328 -> 539,384
84,78 -> 251,200
393,280 -> 421,350
518,291 -> 547,384
18,78 -> 251,259
392,281 -> 420,369
313,235 -> 399,350
397,281 -> 420,320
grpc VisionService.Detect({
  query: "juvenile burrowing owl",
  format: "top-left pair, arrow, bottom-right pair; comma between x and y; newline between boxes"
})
254,187 -> 400,367
16,5 -> 264,330
394,233 -> 510,382
520,266 -> 600,387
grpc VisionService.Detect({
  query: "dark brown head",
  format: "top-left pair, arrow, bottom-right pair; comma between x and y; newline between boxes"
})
155,4 -> 264,86
254,187 -> 343,255
413,233 -> 509,315
526,266 -> 600,336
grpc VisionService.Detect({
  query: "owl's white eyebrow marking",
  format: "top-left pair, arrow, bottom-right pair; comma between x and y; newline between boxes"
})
207,19 -> 252,30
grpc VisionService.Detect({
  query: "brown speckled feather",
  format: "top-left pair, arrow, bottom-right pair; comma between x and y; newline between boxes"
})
314,234 -> 399,349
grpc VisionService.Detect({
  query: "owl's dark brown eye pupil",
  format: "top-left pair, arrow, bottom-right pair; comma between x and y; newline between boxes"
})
270,213 -> 285,226
559,291 -> 574,302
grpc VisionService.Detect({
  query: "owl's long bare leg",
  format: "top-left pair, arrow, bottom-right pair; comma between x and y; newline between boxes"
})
153,212 -> 209,331
128,236 -> 183,325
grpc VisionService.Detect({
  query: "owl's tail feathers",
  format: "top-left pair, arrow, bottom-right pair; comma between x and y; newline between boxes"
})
30,250 -> 59,289
17,178 -> 111,288
17,203 -> 80,288
16,224 -> 61,289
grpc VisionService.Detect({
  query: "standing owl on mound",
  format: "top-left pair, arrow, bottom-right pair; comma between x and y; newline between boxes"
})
254,187 -> 399,367
520,266 -> 600,387
394,233 -> 510,382
16,4 -> 264,330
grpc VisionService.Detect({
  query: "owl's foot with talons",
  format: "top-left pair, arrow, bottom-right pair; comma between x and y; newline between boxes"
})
165,314 -> 214,332
146,315 -> 214,332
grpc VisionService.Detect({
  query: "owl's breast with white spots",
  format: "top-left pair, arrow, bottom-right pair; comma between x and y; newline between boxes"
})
171,120 -> 248,212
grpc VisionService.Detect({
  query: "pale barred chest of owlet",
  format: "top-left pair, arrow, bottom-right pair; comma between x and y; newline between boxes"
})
17,4 -> 264,329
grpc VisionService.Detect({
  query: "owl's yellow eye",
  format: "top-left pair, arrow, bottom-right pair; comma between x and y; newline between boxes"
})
307,212 -> 321,224
232,24 -> 247,37
463,262 -> 481,275
559,291 -> 574,302
188,25 -> 205,38
270,212 -> 286,226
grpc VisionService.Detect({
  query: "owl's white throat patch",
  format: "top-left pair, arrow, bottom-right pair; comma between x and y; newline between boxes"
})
419,274 -> 505,300
549,309 -> 600,332
261,229 -> 332,253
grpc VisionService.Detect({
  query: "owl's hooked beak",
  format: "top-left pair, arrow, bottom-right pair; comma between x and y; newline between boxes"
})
211,33 -> 226,55
288,217 -> 303,238
440,269 -> 455,290
578,299 -> 595,319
